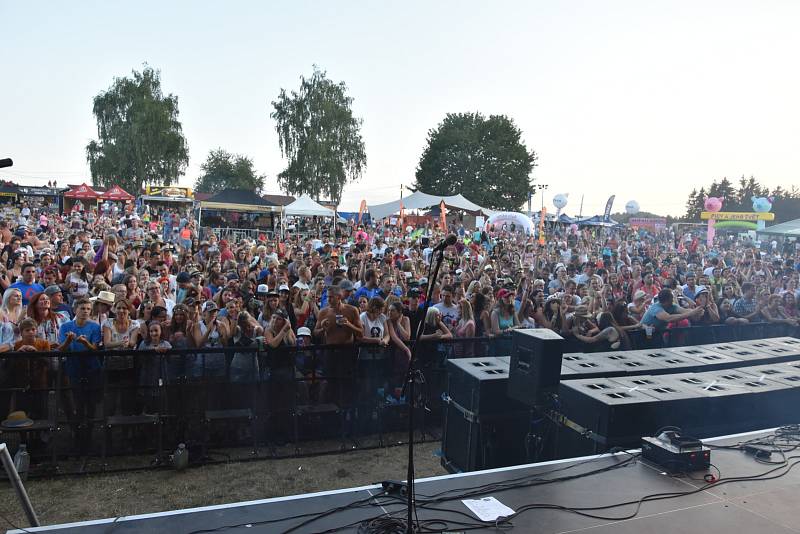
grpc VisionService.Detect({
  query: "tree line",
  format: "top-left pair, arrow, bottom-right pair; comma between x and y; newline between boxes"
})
683,177 -> 800,220
85,65 -> 537,211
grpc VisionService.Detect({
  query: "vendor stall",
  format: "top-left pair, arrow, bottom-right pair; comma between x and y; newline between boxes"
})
63,183 -> 100,213
199,188 -> 280,235
16,185 -> 63,212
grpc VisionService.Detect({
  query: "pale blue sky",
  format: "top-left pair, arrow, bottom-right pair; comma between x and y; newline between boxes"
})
1,1 -> 799,215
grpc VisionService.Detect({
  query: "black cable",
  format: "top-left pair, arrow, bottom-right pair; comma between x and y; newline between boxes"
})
0,511 -> 34,534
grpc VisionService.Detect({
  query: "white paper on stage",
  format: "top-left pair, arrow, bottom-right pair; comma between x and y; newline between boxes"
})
462,496 -> 515,521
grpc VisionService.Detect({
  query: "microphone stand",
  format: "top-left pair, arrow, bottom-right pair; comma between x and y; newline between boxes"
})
402,246 -> 446,533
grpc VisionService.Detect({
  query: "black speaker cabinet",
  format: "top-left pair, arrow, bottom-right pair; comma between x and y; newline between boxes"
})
508,329 -> 564,406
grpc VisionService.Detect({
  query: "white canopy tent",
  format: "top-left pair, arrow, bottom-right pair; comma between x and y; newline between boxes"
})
283,194 -> 336,217
368,191 -> 488,221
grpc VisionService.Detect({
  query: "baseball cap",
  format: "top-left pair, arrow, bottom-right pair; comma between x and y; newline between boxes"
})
338,280 -> 354,291
278,284 -> 290,292
633,290 -> 647,301
176,272 -> 191,283
484,264 -> 494,271
44,285 -> 62,297
257,284 -> 269,295
202,301 -> 218,313
407,287 -> 421,298
297,326 -> 312,337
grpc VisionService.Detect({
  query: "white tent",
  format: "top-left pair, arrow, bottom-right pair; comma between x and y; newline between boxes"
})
368,191 -> 488,221
283,194 -> 336,217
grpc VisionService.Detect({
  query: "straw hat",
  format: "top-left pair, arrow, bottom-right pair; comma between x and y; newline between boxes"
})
2,410 -> 34,428
90,290 -> 115,306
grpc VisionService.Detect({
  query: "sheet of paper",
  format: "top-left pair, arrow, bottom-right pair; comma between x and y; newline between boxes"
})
462,496 -> 515,522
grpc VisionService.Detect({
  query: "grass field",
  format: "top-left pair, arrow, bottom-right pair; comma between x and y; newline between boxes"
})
0,441 -> 446,530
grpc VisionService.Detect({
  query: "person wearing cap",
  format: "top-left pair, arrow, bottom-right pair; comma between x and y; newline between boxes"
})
690,286 -> 721,325
44,284 -> 72,319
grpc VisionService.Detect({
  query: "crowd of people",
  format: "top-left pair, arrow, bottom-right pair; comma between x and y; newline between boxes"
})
1,199 -> 799,430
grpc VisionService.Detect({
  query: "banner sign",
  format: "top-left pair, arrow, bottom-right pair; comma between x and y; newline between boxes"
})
145,186 -> 193,199
700,211 -> 775,221
629,217 -> 667,229
603,195 -> 615,221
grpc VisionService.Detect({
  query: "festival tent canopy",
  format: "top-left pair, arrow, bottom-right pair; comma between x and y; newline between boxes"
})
756,218 -> 800,237
575,215 -> 623,228
368,191 -> 488,221
63,183 -> 100,199
99,184 -> 134,201
200,189 -> 280,212
283,194 -> 336,217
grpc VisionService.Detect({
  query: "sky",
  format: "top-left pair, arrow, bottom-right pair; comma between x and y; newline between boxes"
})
1,0 -> 799,216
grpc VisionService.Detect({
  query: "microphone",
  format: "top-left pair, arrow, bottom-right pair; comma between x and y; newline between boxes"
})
0,158 -> 12,169
432,234 -> 458,252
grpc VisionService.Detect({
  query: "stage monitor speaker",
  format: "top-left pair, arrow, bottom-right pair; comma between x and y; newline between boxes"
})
508,329 -> 564,406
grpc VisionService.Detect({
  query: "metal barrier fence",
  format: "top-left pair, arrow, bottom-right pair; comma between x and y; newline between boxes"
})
0,322 -> 797,475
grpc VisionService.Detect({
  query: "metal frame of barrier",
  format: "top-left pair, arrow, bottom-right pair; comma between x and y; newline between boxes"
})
0,322 -> 796,475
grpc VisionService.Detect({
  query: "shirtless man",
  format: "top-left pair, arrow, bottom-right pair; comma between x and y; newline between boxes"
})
314,284 -> 363,343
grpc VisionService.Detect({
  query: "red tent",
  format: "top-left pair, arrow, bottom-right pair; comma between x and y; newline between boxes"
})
63,183 -> 99,199
99,184 -> 134,201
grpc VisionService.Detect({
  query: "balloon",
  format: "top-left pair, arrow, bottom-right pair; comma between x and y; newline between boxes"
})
704,196 -> 724,212
625,200 -> 640,215
751,196 -> 774,213
553,193 -> 569,210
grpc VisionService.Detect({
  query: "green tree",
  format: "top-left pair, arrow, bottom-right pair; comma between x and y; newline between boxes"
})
413,112 -> 537,211
684,188 -> 702,220
734,175 -> 769,210
707,177 -> 736,205
194,149 -> 267,195
86,65 -> 189,194
270,66 -> 366,204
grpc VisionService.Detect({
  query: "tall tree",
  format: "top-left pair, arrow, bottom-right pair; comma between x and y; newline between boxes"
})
194,149 -> 267,195
86,65 -> 189,194
734,175 -> 769,210
684,188 -> 701,220
413,112 -> 537,211
270,66 -> 366,204
707,177 -> 736,204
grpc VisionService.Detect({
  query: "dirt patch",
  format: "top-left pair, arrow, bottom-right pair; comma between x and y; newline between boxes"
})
0,441 -> 446,529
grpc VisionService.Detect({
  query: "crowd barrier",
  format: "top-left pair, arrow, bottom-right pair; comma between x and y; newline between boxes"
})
0,322 -> 797,475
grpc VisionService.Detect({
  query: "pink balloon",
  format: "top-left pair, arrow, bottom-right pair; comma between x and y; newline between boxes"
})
704,196 -> 724,213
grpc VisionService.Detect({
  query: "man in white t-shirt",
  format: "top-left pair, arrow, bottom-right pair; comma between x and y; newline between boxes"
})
433,285 -> 460,329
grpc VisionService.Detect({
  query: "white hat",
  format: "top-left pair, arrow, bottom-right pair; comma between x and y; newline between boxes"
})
90,290 -> 115,306
293,281 -> 309,290
297,327 -> 312,337
257,284 -> 269,294
278,284 -> 290,292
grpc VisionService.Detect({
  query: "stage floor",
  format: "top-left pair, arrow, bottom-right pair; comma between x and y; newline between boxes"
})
10,427 -> 800,534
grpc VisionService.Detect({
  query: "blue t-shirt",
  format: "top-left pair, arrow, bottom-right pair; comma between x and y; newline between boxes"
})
641,301 -> 678,331
353,285 -> 381,304
59,320 -> 103,380
9,281 -> 44,305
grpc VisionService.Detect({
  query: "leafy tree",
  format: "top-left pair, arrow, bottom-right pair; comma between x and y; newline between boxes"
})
194,149 -> 267,195
270,66 -> 366,204
86,65 -> 189,194
413,112 -> 537,211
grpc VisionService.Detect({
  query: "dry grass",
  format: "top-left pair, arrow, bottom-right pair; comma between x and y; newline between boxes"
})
0,441 -> 446,529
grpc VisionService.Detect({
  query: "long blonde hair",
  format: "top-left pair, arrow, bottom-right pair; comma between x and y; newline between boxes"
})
459,299 -> 474,322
